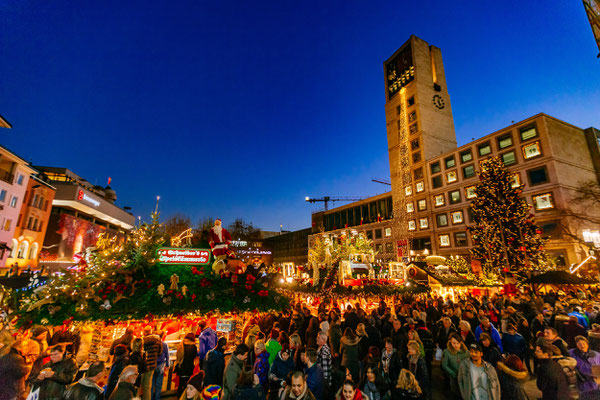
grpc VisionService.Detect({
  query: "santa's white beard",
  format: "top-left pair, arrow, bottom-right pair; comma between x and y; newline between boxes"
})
213,225 -> 223,242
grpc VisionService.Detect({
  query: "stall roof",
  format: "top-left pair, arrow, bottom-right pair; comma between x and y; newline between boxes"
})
527,270 -> 596,285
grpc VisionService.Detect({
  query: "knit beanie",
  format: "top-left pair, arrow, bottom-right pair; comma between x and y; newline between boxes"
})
201,385 -> 221,399
187,372 -> 205,391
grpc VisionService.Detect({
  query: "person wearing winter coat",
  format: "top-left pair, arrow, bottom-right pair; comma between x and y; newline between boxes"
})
178,372 -> 203,400
222,344 -> 249,400
231,366 -> 265,400
360,362 -> 389,400
106,345 -> 129,399
127,338 -> 146,388
203,337 -> 227,387
265,329 -> 282,366
531,312 -> 549,338
390,369 -> 422,400
304,348 -> 325,400
340,328 -> 361,382
63,361 -> 105,400
268,346 -> 295,400
198,323 -> 217,369
382,338 -> 403,386
305,317 -> 320,350
474,317 -> 503,352
534,342 -> 570,400
175,332 -> 198,397
335,379 -> 369,400
329,314 -> 343,362
457,343 -> 501,400
496,356 -> 529,400
501,323 -> 527,359
543,328 -> 569,357
109,328 -> 135,356
405,341 -> 428,400
31,345 -> 78,400
563,316 -> 587,349
517,317 -> 535,375
356,323 -> 370,362
458,321 -> 476,348
109,366 -> 139,400
253,340 -> 270,390
142,326 -> 162,400
281,371 -> 317,400
479,333 -> 502,367
441,334 -> 468,397
569,335 -> 600,399
0,345 -> 29,400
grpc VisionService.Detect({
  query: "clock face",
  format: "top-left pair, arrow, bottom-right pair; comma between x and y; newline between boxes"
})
433,94 -> 445,109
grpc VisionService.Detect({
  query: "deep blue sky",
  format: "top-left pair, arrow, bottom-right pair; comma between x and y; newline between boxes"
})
1,1 -> 598,231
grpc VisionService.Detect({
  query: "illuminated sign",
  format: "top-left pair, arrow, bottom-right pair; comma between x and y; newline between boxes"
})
77,189 -> 100,207
386,44 -> 414,99
156,248 -> 211,265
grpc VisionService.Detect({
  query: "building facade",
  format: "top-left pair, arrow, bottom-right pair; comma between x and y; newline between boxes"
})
309,35 -> 600,269
0,145 -> 37,270
35,167 -> 135,270
5,173 -> 56,270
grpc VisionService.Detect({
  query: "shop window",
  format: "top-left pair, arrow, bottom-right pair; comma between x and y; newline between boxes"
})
405,186 -> 413,196
522,142 -> 542,160
408,220 -> 416,231
432,175 -> 443,189
385,227 -> 392,237
410,123 -> 418,134
436,214 -> 448,227
407,96 -> 415,107
451,210 -> 464,224
408,111 -> 417,122
497,133 -> 513,149
463,164 -> 475,179
417,199 -> 427,211
412,152 -> 422,164
449,190 -> 461,204
411,139 -> 420,150
431,162 -> 441,174
501,151 -> 517,166
419,217 -> 429,229
413,167 -> 423,180
406,202 -> 414,213
445,156 -> 456,169
375,229 -> 382,239
478,142 -> 492,156
460,150 -> 473,163
454,232 -> 468,247
439,234 -> 451,247
434,194 -> 445,207
520,125 -> 538,141
527,166 -> 549,186
415,181 -> 425,193
446,170 -> 458,183
533,193 -> 554,210
465,186 -> 477,199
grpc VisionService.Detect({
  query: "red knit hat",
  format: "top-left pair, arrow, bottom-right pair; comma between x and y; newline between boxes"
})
504,355 -> 526,372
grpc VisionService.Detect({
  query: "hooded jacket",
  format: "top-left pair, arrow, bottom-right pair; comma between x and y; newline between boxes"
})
254,350 -> 270,389
496,361 -> 528,400
198,327 -> 218,364
536,357 -> 570,400
203,346 -> 225,387
441,340 -> 469,379
269,351 -> 295,382
340,336 -> 360,381
474,323 -> 503,352
222,353 -> 245,400
266,338 -> 282,366
142,334 -> 162,371
569,347 -> 600,393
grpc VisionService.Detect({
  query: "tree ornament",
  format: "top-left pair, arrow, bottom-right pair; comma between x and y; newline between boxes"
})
169,274 -> 179,290
100,300 -> 112,310
157,283 -> 165,296
181,285 -> 188,297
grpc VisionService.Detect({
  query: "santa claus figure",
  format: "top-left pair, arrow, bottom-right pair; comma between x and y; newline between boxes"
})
209,219 -> 233,258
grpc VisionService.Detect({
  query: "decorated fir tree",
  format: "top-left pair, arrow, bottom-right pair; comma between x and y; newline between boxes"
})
468,157 -> 548,282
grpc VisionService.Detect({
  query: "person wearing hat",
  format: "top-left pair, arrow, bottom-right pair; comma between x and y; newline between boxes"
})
569,335 -> 600,399
180,371 -> 204,400
109,365 -> 138,400
457,343 -> 501,400
106,344 -> 130,399
534,342 -> 569,400
496,355 -> 528,400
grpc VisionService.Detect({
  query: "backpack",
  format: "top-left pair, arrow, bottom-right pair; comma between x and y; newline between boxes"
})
555,356 -> 579,386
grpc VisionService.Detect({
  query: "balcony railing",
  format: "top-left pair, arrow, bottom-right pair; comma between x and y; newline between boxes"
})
0,169 -> 14,184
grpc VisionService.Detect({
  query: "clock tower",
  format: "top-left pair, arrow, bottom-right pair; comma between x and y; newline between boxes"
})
384,35 -> 458,259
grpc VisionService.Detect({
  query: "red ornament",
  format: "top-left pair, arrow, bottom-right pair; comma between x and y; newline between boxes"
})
231,275 -> 238,284
258,290 -> 269,297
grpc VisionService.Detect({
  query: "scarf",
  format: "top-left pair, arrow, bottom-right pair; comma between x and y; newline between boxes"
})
408,354 -> 420,375
364,381 -> 381,400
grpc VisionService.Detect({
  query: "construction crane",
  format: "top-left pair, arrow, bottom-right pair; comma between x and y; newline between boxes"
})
305,196 -> 363,211
584,0 -> 600,57
372,178 -> 391,186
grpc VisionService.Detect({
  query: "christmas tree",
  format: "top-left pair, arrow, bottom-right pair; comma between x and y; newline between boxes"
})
469,157 -> 548,283
13,213 -> 288,326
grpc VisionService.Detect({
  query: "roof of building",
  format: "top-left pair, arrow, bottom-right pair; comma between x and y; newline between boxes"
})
0,114 -> 11,128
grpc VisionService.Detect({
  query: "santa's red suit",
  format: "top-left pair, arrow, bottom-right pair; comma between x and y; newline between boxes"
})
209,223 -> 232,257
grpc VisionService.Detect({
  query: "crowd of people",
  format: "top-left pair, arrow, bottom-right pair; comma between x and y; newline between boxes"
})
1,287 -> 600,400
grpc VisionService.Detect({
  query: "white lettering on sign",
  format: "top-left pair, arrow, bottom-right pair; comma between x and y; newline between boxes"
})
156,248 -> 211,264
82,193 -> 100,207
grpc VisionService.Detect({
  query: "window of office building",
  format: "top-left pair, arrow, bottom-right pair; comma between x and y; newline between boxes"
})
465,186 -> 477,199
408,220 -> 416,231
366,230 -> 373,239
16,174 -> 24,185
445,156 -> 456,169
501,151 -> 517,166
375,229 -> 382,239
527,166 -> 549,186
417,199 -> 427,211
414,167 -> 423,180
405,186 -> 412,196
376,243 -> 383,253
460,150 -> 473,163
419,217 -> 429,229
436,214 -> 448,227
0,190 -> 6,202
10,196 -> 18,208
415,181 -> 425,193
407,96 -> 415,107
385,227 -> 392,237
454,232 -> 468,247
431,162 -> 441,174
540,221 -> 561,239
478,142 -> 492,156
385,242 -> 394,253
408,111 -> 417,122
412,237 -> 432,251
451,210 -> 464,224
497,133 -> 513,149
463,164 -> 475,179
449,190 -> 461,204
446,170 -> 458,183
520,126 -> 538,141
434,194 -> 445,207
523,142 -> 542,160
439,234 -> 451,247
533,193 -> 554,210
432,175 -> 443,189
406,202 -> 414,213
410,123 -> 418,134
412,152 -> 422,164
411,139 -> 420,150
